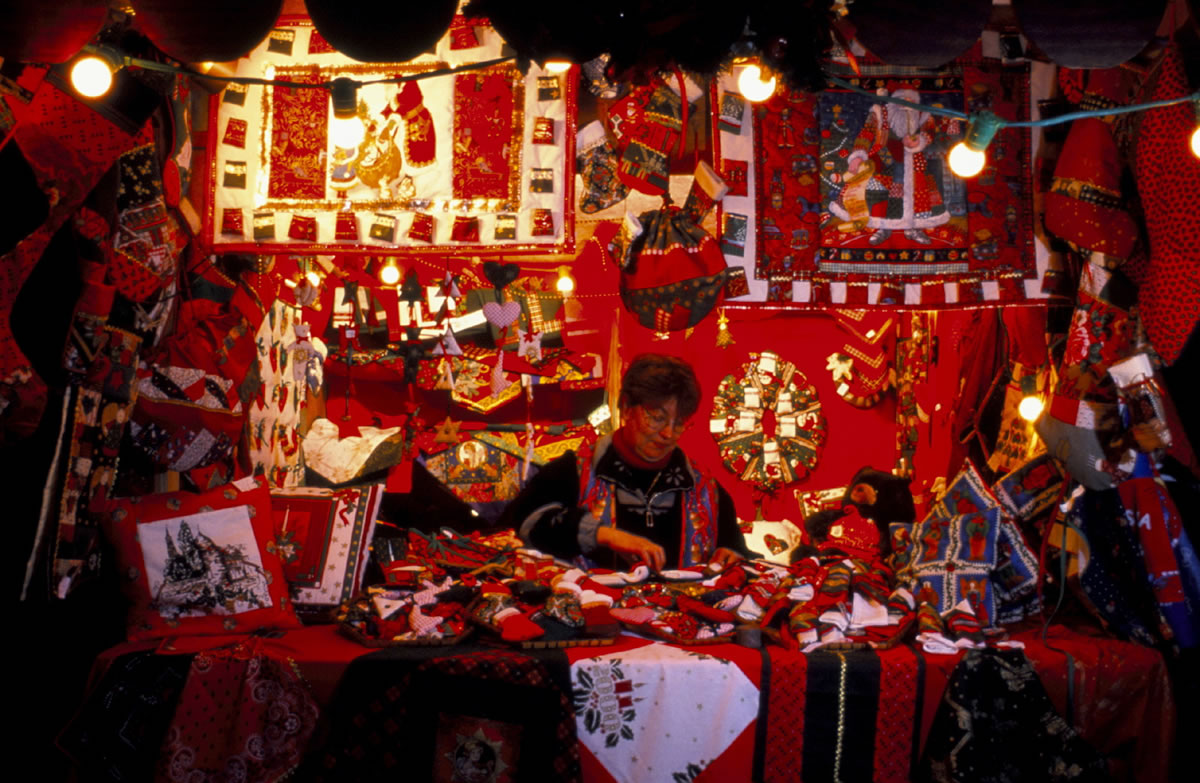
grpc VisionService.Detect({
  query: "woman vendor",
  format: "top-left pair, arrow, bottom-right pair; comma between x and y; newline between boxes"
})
501,353 -> 751,571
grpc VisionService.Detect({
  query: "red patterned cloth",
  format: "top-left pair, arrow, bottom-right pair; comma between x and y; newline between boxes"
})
156,642 -> 319,783
1125,45 -> 1200,364
452,69 -> 516,199
267,71 -> 327,200
2,82 -> 142,437
873,645 -> 921,783
763,647 -> 808,782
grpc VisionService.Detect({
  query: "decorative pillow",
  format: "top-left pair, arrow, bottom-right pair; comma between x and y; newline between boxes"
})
909,508 -> 1002,626
268,485 -> 383,608
740,517 -> 804,564
929,459 -> 1001,520
990,453 -> 1064,521
992,516 -> 1042,624
104,476 -> 301,641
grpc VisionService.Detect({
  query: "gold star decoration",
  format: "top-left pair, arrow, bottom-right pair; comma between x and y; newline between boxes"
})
434,416 -> 461,443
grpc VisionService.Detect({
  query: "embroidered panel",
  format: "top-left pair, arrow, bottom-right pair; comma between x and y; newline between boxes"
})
208,17 -> 573,255
715,53 -> 1035,307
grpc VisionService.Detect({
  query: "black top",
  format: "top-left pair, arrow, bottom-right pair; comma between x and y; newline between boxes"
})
500,440 -> 750,569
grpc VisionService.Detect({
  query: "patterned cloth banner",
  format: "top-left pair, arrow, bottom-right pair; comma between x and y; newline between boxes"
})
713,50 -> 1036,307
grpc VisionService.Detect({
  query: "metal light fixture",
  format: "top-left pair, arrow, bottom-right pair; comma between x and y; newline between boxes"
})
329,76 -> 365,150
948,110 -> 1003,178
69,45 -> 123,98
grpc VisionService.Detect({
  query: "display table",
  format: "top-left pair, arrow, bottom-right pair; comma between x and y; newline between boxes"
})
70,624 -> 1173,783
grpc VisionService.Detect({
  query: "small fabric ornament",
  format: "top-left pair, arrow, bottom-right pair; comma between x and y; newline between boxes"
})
222,117 -> 247,148
221,208 -> 244,236
718,91 -> 746,134
721,213 -> 748,257
252,212 -> 275,241
369,213 -> 397,243
222,83 -> 247,106
223,161 -> 247,189
722,159 -> 748,197
450,215 -> 480,243
287,214 -> 317,242
536,76 -> 561,102
530,209 -> 554,237
530,167 -> 554,193
494,213 -> 517,239
680,160 -> 729,225
267,28 -> 295,55
408,212 -> 435,243
723,267 -> 750,298
334,212 -> 358,241
532,117 -> 555,145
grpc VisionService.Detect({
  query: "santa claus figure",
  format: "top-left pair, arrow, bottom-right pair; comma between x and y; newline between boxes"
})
832,88 -> 953,245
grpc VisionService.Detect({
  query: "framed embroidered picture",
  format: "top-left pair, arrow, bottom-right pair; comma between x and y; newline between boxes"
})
207,17 -> 576,256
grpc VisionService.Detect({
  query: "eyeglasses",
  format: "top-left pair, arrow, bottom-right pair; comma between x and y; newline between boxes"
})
639,407 -> 692,435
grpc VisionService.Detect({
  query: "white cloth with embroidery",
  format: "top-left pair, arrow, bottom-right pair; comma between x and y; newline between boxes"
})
571,643 -> 758,783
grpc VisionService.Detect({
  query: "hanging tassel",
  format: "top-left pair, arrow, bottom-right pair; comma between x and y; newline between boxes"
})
715,309 -> 735,349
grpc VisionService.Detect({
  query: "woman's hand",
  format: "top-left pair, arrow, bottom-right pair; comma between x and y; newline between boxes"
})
596,526 -> 666,572
708,547 -> 744,571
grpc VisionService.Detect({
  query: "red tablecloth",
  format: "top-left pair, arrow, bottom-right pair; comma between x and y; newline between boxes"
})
87,624 -> 1174,783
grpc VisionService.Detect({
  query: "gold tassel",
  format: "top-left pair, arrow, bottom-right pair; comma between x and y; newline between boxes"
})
715,309 -> 735,348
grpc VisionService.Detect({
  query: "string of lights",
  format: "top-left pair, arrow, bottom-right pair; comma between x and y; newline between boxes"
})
824,74 -> 1200,176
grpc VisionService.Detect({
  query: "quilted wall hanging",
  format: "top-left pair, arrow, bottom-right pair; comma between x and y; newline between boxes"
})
207,17 -> 575,255
713,50 -> 1036,307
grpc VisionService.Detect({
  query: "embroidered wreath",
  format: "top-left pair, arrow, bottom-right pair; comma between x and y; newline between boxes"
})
710,351 -> 826,492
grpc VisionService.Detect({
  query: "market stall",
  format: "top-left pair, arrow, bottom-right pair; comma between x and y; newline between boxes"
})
3,1 -> 1199,781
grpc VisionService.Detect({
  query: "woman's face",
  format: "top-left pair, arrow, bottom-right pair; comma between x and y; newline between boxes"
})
625,397 -> 689,463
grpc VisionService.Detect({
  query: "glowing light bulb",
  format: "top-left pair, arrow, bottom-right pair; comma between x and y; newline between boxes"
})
949,141 -> 986,178
71,55 -> 115,98
329,77 -> 365,150
379,260 -> 401,286
305,270 -> 322,287
545,60 -> 572,73
1018,395 -> 1044,422
737,63 -> 776,103
556,266 -> 575,293
329,114 -> 365,149
1191,125 -> 1200,159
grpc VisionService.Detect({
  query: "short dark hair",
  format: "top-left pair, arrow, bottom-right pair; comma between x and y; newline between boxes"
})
619,354 -> 702,419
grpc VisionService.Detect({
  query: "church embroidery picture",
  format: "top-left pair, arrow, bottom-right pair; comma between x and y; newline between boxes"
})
137,506 -> 274,619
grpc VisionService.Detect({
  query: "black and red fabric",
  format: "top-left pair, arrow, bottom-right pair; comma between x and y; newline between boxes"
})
619,206 -> 729,332
155,640 -> 319,783
58,651 -> 193,780
764,646 -> 923,783
313,647 -> 580,782
920,648 -> 1110,781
